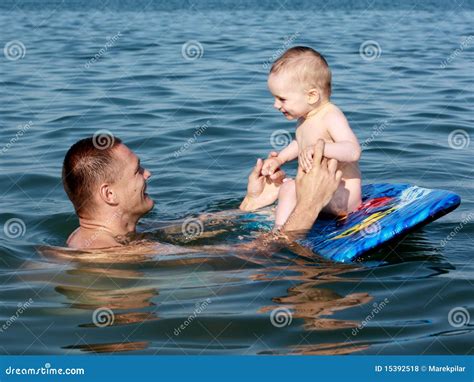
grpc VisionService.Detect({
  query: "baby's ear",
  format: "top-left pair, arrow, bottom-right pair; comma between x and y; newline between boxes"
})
307,88 -> 320,105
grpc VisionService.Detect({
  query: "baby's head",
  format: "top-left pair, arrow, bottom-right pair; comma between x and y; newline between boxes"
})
268,46 -> 331,120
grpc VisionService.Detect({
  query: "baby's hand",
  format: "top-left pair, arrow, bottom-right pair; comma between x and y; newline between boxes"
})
299,145 -> 315,173
262,156 -> 283,177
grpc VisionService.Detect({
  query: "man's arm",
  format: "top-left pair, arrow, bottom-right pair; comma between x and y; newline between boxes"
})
283,140 -> 342,232
240,139 -> 340,236
236,140 -> 341,257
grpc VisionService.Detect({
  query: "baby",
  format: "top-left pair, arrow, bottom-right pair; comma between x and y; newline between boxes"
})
262,46 -> 362,228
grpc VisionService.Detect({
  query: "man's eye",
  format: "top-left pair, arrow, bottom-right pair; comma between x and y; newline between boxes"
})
280,98 -> 286,102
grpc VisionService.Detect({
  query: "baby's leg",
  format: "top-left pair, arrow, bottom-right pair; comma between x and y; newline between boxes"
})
275,179 -> 297,228
323,179 -> 362,217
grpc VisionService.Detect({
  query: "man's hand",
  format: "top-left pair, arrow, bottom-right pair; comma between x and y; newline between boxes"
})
261,154 -> 283,177
264,151 -> 286,184
296,140 -> 342,208
298,145 -> 314,173
282,140 -> 342,232
239,158 -> 286,211
246,158 -> 266,199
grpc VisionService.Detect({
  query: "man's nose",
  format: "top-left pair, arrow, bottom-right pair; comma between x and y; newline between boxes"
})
273,99 -> 280,109
144,169 -> 151,179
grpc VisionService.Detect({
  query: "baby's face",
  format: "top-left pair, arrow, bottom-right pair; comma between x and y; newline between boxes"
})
268,72 -> 311,120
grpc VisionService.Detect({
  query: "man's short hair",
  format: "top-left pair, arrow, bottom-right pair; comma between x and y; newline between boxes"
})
62,136 -> 123,215
270,46 -> 332,99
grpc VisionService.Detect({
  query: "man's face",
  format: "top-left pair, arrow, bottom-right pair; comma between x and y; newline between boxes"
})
268,72 -> 310,120
111,144 -> 154,218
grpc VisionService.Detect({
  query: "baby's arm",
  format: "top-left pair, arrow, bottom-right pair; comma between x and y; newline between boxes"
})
324,110 -> 361,162
299,110 -> 360,172
262,140 -> 299,176
277,139 -> 299,163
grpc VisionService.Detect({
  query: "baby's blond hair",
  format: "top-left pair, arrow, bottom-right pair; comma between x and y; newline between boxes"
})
270,46 -> 332,99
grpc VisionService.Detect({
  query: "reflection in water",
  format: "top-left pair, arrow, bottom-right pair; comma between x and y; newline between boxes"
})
55,284 -> 158,312
259,341 -> 369,355
286,342 -> 369,355
40,245 -> 163,353
256,256 -> 372,353
358,230 -> 447,264
261,286 -> 371,331
63,341 -> 149,354
40,242 -> 191,263
37,215 -> 375,355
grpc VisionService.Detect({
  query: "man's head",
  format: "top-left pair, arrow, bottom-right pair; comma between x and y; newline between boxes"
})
268,46 -> 332,120
62,137 -> 153,219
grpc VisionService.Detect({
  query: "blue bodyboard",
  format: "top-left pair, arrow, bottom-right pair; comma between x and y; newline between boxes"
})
243,183 -> 460,262
301,183 -> 460,262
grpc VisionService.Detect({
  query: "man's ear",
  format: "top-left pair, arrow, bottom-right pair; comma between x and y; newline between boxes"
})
307,88 -> 320,105
98,183 -> 119,206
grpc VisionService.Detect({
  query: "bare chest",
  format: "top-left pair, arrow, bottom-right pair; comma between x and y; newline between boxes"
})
295,119 -> 332,151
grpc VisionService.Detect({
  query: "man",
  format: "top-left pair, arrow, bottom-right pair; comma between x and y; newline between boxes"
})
62,137 -> 341,249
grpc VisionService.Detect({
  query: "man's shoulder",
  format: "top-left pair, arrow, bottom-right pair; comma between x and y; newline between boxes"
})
66,227 -> 81,247
66,227 -> 119,249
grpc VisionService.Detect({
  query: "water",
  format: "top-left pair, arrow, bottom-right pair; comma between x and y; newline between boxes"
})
0,1 -> 473,355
